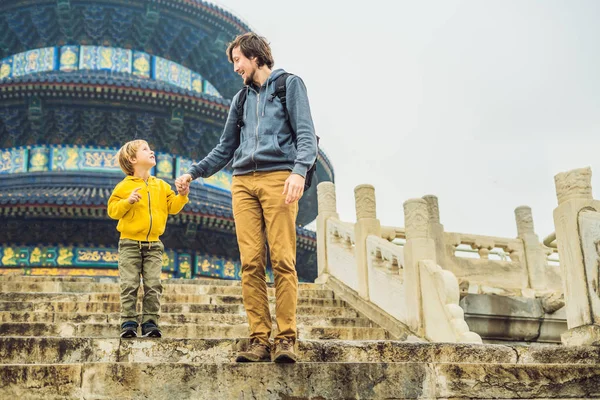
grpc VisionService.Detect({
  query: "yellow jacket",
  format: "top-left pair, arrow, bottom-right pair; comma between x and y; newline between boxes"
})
107,176 -> 188,241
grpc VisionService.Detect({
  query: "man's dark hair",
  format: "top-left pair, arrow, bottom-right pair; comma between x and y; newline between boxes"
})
227,32 -> 274,69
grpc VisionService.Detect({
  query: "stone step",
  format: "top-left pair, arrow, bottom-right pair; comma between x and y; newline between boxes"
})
0,275 -> 325,290
0,292 -> 346,308
4,337 -> 581,365
0,275 -> 103,283
0,322 -> 390,340
0,281 -> 334,298
0,311 -> 374,327
0,301 -> 360,317
1,361 -> 599,399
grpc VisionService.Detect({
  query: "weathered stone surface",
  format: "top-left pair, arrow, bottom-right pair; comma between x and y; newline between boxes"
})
81,362 -> 430,399
2,274 -> 600,399
434,363 -> 600,398
11,336 -> 600,366
541,292 -> 565,314
0,337 -> 119,364
0,292 -> 346,308
0,281 -> 335,298
562,324 -> 600,346
2,362 -> 599,399
0,364 -> 82,399
516,344 -> 600,364
0,301 -> 359,317
0,275 -> 324,290
0,311 -> 373,328
0,337 -> 522,364
461,293 -> 567,343
0,322 -> 389,340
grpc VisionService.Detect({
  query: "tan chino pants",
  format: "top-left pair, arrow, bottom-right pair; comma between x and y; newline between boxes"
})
232,170 -> 299,345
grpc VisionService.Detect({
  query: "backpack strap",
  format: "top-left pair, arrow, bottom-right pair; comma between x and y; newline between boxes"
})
269,72 -> 293,137
235,86 -> 249,130
270,73 -> 320,190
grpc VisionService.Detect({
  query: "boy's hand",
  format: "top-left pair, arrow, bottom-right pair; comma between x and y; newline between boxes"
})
177,184 -> 190,196
175,174 -> 192,193
283,173 -> 305,204
128,187 -> 142,204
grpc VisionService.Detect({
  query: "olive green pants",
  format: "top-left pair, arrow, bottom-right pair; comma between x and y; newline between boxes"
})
232,170 -> 299,346
118,239 -> 164,325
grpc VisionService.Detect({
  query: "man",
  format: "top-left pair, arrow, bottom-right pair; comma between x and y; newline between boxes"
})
175,32 -> 318,363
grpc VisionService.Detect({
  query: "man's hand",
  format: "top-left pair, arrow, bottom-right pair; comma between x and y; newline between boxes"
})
282,173 -> 305,204
128,187 -> 142,204
175,174 -> 192,194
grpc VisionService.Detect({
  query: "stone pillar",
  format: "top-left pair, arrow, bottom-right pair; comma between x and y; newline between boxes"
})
353,184 -> 381,300
315,182 -> 339,283
553,167 -> 600,345
422,195 -> 445,266
403,198 -> 437,336
515,206 -> 548,290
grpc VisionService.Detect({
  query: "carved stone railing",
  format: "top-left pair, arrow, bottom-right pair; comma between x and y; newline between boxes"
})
366,234 -> 405,321
316,182 -> 482,343
325,218 -> 358,291
419,259 -> 482,343
315,178 -> 575,343
552,167 -> 600,345
441,232 -> 529,291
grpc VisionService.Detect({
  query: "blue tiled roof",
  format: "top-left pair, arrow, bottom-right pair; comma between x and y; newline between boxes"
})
0,1 -> 250,98
3,71 -> 231,106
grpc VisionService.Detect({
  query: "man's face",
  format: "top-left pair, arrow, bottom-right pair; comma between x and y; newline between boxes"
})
232,46 -> 258,86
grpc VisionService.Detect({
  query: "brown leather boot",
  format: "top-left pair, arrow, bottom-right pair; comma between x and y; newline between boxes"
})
273,339 -> 297,363
235,339 -> 271,362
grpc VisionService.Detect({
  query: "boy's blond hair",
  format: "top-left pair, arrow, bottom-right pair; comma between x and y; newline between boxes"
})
117,139 -> 148,176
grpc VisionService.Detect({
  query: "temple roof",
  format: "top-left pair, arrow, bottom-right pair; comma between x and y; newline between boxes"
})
0,0 -> 250,98
3,70 -> 230,105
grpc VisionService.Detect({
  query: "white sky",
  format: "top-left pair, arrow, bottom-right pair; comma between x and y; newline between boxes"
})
213,0 -> 600,239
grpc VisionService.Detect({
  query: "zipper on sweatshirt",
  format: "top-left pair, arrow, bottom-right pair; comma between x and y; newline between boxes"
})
252,87 -> 260,172
145,180 -> 153,241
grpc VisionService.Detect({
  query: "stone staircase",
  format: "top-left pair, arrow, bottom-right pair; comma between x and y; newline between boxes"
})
1,275 -> 599,399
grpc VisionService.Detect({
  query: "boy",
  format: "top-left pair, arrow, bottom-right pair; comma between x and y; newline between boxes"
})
108,139 -> 189,338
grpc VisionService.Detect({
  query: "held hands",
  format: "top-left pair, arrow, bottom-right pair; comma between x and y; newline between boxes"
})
283,173 -> 305,204
177,182 -> 190,196
175,174 -> 192,196
128,187 -> 142,204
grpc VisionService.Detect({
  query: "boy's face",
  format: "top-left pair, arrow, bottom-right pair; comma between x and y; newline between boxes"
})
232,46 -> 258,86
131,142 -> 155,168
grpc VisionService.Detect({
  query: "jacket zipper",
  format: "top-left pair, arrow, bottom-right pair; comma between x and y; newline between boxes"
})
253,87 -> 260,172
145,180 -> 153,241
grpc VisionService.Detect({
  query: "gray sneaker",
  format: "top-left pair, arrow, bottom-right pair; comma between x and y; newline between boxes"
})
236,339 -> 271,362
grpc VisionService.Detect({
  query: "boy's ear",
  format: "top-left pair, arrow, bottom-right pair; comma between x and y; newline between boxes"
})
129,156 -> 137,165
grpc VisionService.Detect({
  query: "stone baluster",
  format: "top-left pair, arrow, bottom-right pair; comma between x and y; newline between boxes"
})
403,198 -> 436,335
315,182 -> 339,283
515,205 -> 548,290
553,167 -> 600,345
423,195 -> 446,266
353,184 -> 381,300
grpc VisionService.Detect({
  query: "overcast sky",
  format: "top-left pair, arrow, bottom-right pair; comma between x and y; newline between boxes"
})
213,0 -> 600,240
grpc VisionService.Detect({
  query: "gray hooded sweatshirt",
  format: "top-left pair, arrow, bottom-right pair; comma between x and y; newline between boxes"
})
186,69 -> 318,180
